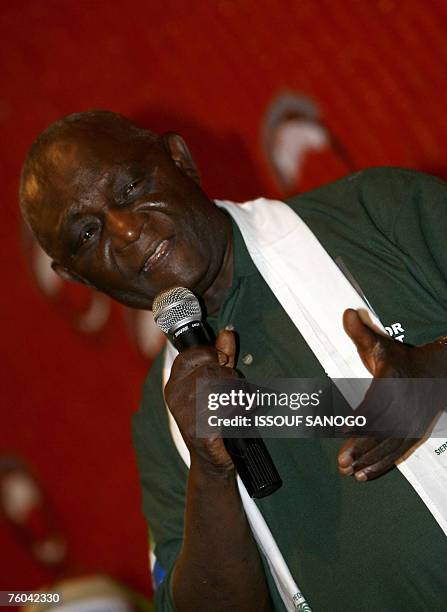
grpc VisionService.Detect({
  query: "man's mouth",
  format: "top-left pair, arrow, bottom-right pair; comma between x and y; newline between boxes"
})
141,237 -> 174,273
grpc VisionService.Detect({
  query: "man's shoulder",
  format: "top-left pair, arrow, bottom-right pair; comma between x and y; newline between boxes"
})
285,167 -> 447,239
287,166 -> 446,208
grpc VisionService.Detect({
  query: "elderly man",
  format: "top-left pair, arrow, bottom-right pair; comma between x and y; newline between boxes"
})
20,110 -> 447,612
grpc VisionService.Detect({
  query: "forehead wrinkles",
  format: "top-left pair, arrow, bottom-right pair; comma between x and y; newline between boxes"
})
59,170 -> 112,229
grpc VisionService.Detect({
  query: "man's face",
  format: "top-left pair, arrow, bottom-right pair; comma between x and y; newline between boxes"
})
32,127 -> 227,309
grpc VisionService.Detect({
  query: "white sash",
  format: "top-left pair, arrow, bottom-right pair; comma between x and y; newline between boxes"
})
162,197 -> 447,611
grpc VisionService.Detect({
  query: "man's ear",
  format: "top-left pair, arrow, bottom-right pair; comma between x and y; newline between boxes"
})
51,261 -> 93,287
161,132 -> 200,184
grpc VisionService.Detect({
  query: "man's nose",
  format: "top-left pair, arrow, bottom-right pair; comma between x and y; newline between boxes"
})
106,209 -> 141,250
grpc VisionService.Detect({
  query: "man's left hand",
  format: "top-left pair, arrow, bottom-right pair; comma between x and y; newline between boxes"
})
337,309 -> 447,481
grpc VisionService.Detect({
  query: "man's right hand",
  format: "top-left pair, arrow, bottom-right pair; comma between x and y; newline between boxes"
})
164,329 -> 238,473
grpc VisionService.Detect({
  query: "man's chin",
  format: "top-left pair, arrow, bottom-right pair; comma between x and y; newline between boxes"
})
104,288 -> 153,311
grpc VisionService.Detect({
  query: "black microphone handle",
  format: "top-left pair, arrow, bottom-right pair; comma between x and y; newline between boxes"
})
171,320 -> 282,498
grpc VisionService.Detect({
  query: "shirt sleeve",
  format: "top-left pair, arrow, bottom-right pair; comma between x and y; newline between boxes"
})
354,167 -> 447,305
132,351 -> 189,611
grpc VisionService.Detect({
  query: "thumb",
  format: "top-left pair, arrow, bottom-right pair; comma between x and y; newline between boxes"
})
215,330 -> 237,368
343,309 -> 387,376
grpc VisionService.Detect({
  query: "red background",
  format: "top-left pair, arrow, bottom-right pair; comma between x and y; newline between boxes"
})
2,0 -> 447,600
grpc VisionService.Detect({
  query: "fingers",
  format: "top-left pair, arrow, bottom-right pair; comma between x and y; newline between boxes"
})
351,438 -> 403,471
215,329 -> 237,368
343,309 -> 378,351
351,439 -> 416,481
337,437 -> 378,475
338,437 -> 418,481
342,309 -> 386,376
169,331 -> 236,379
169,345 -> 219,381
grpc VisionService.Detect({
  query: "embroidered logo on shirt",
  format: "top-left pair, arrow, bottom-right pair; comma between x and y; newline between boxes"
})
384,322 -> 405,342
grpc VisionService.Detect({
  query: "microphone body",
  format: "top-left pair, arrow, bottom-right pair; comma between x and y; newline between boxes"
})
153,287 -> 282,499
170,319 -> 211,351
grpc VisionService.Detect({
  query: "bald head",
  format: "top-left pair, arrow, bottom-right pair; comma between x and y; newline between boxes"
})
20,110 -> 158,257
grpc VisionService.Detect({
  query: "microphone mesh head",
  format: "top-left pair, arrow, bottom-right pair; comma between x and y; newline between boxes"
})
152,287 -> 202,333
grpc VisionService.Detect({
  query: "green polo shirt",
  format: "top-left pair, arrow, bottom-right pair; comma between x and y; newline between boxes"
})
132,168 -> 447,611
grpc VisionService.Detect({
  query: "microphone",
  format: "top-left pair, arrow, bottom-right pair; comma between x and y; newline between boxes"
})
153,287 -> 282,498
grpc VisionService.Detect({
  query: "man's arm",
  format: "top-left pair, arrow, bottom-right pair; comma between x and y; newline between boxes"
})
164,330 -> 273,612
173,456 -> 272,612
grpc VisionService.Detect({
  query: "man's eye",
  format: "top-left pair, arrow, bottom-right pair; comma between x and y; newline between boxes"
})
124,181 -> 139,198
79,226 -> 97,246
